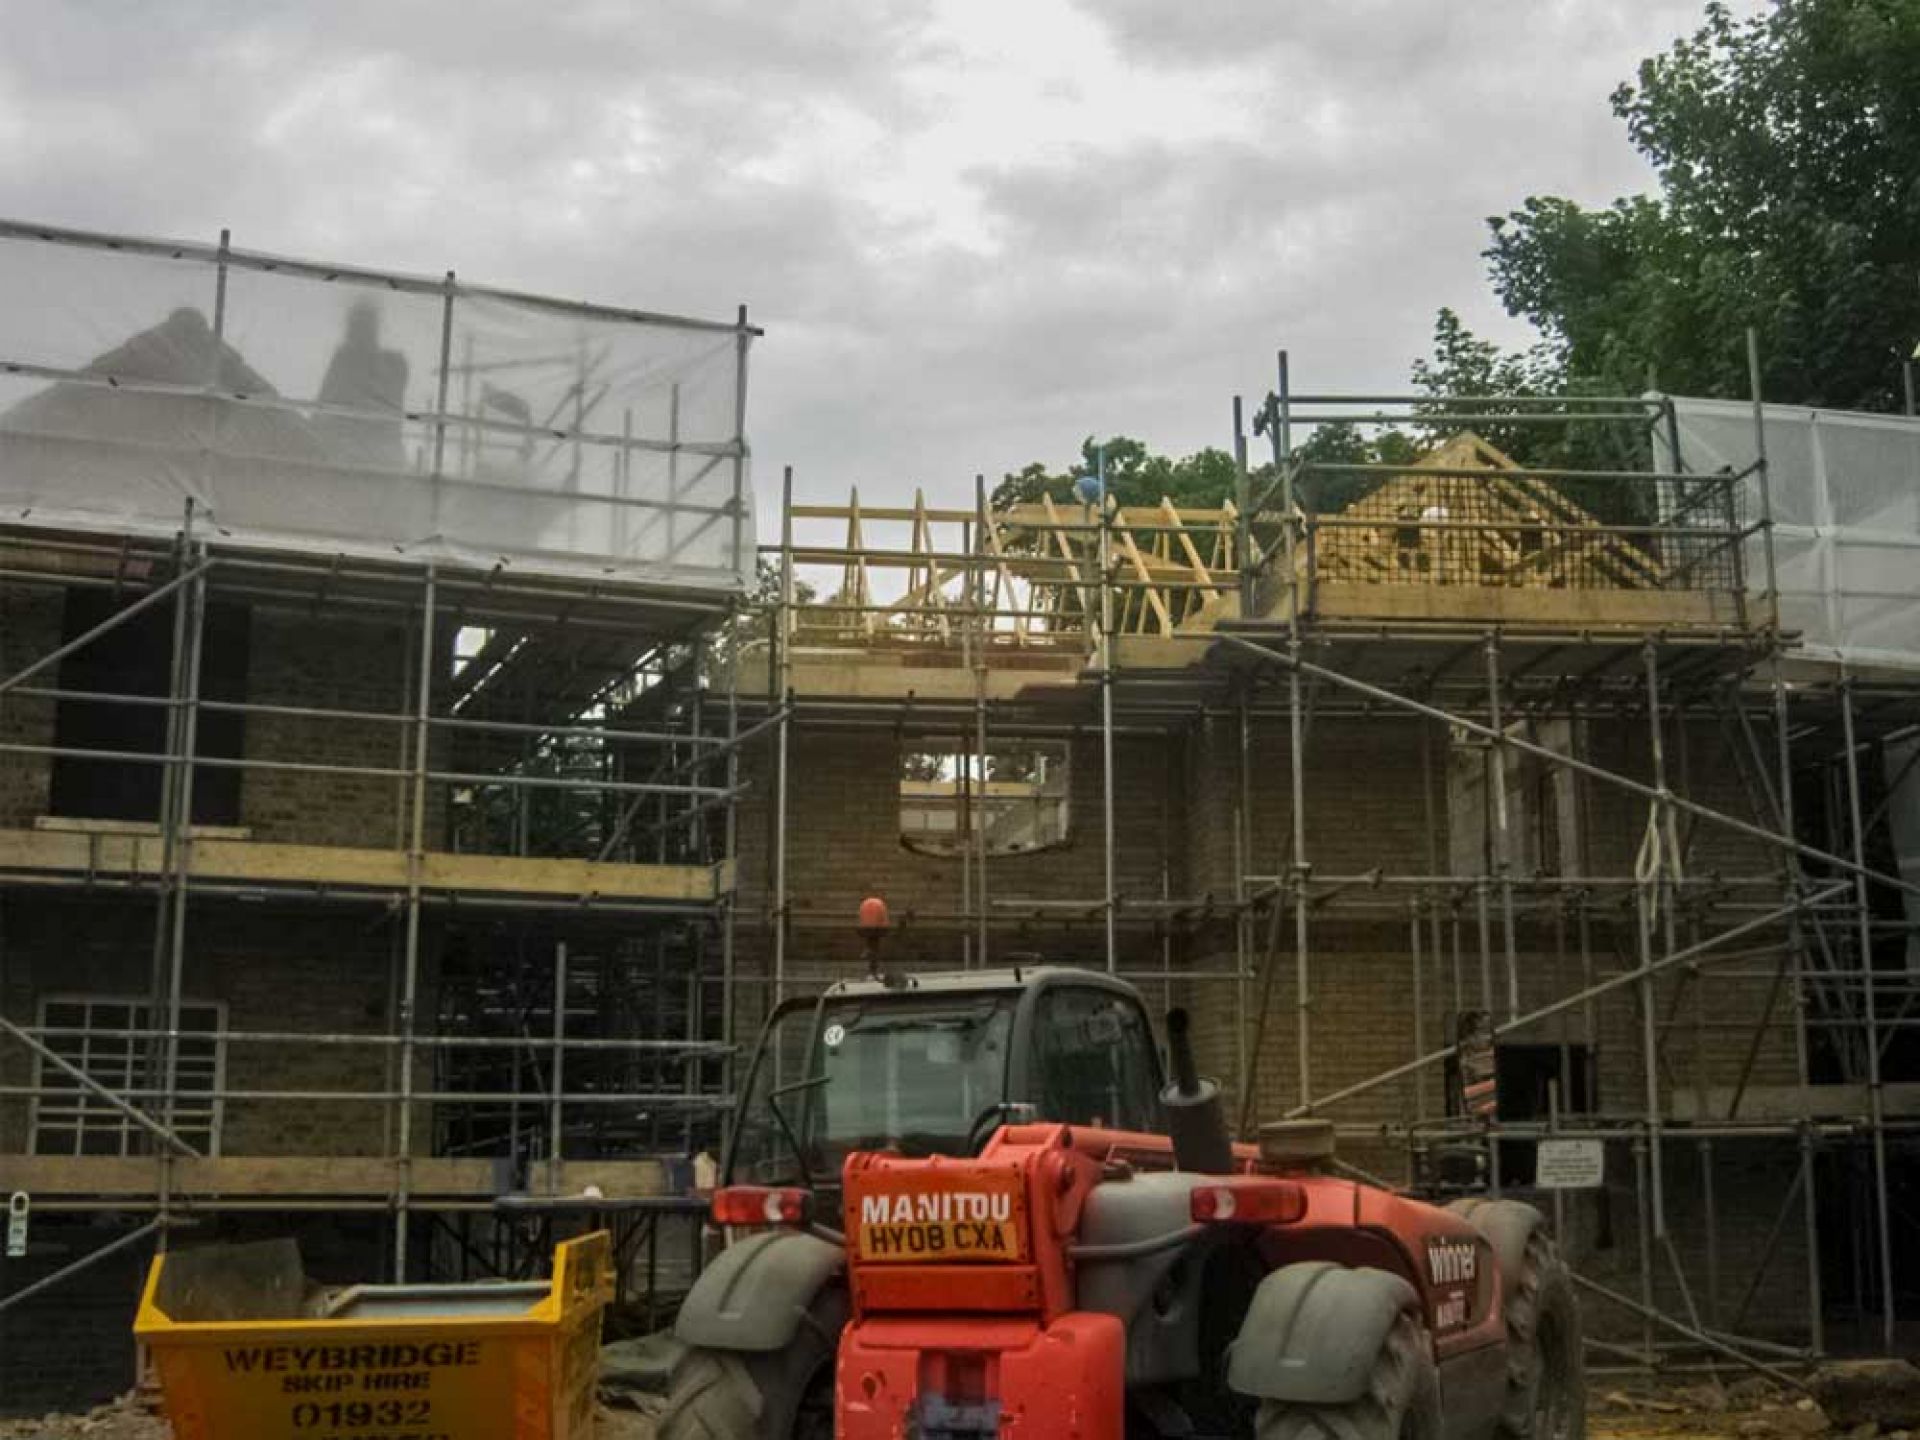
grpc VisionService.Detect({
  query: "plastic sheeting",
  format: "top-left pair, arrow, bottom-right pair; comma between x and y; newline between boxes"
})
0,222 -> 754,591
1665,396 -> 1920,673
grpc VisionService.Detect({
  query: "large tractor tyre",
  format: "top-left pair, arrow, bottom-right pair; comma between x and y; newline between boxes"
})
1496,1230 -> 1584,1440
1254,1309 -> 1441,1440
660,1287 -> 847,1440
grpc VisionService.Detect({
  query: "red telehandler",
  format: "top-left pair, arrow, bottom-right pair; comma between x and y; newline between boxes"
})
660,923 -> 1581,1440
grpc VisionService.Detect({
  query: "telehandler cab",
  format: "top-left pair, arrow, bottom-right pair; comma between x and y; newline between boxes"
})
662,913 -> 1581,1440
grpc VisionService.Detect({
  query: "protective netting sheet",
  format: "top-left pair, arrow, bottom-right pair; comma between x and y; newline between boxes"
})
1666,396 -> 1920,673
0,222 -> 753,590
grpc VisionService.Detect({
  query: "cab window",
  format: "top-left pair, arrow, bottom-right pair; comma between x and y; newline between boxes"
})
1030,987 -> 1162,1132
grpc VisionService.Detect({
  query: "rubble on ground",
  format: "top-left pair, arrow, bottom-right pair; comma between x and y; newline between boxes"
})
1597,1379 -> 1839,1437
1810,1362 -> 1920,1432
0,1397 -> 661,1440
0,1393 -> 169,1440
0,1369 -> 1888,1439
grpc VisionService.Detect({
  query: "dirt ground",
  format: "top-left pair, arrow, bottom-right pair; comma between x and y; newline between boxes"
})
0,1395 -> 661,1440
1590,1381 -> 1846,1440
0,1377 -> 1866,1439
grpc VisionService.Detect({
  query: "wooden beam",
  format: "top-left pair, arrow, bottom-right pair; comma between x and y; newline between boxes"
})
1160,498 -> 1213,585
790,504 -> 975,523
842,486 -> 872,636
1111,514 -> 1174,636
0,1155 -> 502,1198
1040,494 -> 1092,626
1311,581 -> 1734,628
982,512 -> 1027,645
0,831 -> 724,902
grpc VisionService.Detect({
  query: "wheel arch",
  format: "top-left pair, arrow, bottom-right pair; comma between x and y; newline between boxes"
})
1226,1260 -> 1423,1406
673,1229 -> 845,1353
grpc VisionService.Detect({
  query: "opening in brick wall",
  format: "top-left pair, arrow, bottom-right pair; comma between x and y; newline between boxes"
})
899,739 -> 1070,858
1492,1041 -> 1595,1187
1446,718 -> 1578,878
48,586 -> 249,825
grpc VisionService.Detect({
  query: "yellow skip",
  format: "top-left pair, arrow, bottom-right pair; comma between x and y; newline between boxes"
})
135,1232 -> 612,1440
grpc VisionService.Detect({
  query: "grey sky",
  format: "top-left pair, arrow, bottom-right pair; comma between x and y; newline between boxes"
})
0,0 -> 1760,515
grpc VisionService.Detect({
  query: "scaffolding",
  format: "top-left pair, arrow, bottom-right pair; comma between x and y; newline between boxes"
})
749,349 -> 1920,1368
0,222 -> 756,1367
5,214 -> 1920,1392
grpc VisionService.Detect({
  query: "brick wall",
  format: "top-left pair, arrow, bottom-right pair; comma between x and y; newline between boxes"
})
0,586 -> 60,828
734,724 -> 1186,971
0,1214 -> 391,1416
0,578 -> 446,848
0,1217 -> 151,1415
1547,1137 -> 1817,1345
241,608 -> 430,848
1170,709 -> 1814,1345
0,893 -> 424,1158
728,707 -> 1804,1125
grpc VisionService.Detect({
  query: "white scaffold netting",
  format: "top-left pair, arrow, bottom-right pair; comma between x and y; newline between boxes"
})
1666,396 -> 1920,673
0,223 -> 754,591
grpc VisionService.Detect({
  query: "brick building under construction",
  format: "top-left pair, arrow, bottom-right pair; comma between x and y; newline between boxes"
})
2,219 -> 1918,1410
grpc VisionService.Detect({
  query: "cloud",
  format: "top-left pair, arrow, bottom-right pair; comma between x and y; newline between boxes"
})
0,0 -> 1763,514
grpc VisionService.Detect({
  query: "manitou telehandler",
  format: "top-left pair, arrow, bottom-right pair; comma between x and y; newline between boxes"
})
661,915 -> 1582,1440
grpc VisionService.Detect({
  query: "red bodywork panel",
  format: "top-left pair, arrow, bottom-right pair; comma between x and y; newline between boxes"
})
839,1312 -> 1124,1438
843,1124 -> 1101,1322
836,1122 -> 1505,1435
1278,1172 -> 1507,1362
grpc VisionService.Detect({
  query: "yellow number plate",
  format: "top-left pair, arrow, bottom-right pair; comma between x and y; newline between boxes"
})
854,1172 -> 1025,1264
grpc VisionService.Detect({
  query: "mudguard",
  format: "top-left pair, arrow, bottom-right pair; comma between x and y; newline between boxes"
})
1446,1197 -> 1543,1312
1225,1261 -> 1421,1405
673,1229 -> 845,1352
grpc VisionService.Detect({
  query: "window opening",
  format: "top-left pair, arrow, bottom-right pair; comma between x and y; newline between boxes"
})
1445,717 -> 1576,879
899,739 -> 1069,857
49,587 -> 249,824
30,995 -> 225,1156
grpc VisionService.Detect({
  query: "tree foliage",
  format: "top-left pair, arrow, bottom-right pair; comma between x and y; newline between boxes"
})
991,309 -> 1589,523
1290,422 -> 1417,514
1294,309 -> 1641,514
992,436 -> 1255,512
1486,0 -> 1920,409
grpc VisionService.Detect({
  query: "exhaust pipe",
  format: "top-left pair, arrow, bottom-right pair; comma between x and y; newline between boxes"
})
1161,1008 -> 1233,1174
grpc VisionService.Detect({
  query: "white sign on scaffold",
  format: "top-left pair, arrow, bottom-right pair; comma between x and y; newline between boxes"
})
1535,1139 -> 1604,1190
5,1192 -> 27,1258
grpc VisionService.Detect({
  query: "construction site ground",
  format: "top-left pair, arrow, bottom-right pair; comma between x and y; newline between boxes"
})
0,1397 -> 659,1440
0,1379 -> 1889,1440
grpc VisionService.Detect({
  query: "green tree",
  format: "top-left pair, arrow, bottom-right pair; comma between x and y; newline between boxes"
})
1408,309 -> 1658,520
994,436 -> 1267,513
992,459 -> 1067,509
1485,0 -> 1920,410
1290,422 -> 1419,513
